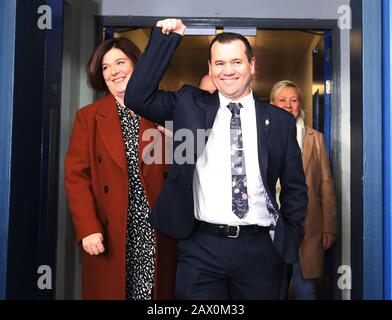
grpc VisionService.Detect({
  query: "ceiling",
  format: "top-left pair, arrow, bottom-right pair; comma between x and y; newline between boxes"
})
121,28 -> 319,100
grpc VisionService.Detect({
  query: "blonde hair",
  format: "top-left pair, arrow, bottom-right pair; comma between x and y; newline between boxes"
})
269,80 -> 303,107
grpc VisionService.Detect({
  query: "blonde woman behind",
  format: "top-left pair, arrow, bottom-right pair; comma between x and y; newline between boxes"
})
270,80 -> 337,300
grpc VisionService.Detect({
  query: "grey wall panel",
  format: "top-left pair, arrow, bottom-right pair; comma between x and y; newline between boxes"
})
101,0 -> 130,15
101,0 -> 349,19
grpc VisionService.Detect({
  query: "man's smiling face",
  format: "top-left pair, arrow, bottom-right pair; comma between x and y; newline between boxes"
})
209,39 -> 255,101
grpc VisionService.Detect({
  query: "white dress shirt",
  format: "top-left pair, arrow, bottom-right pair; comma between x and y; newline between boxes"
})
193,91 -> 272,226
296,116 -> 305,153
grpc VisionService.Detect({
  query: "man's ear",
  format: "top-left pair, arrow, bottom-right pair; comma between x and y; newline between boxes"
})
250,57 -> 256,75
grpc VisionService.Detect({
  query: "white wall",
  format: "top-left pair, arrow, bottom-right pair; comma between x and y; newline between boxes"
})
56,0 -> 100,300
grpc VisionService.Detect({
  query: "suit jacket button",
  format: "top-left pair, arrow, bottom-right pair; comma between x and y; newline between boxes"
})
163,172 -> 168,179
104,185 -> 109,193
97,155 -> 102,163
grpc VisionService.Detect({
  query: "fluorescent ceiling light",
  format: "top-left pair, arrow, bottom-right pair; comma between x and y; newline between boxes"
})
223,27 -> 257,36
184,28 -> 216,36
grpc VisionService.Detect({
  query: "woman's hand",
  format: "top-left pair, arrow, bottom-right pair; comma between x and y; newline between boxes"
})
82,233 -> 105,255
322,232 -> 336,250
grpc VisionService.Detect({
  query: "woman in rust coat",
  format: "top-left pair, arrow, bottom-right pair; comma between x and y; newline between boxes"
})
65,37 -> 176,300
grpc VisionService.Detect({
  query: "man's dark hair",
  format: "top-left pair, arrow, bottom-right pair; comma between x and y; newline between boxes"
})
208,32 -> 253,62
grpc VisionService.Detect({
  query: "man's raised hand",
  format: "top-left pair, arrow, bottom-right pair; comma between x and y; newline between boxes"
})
156,18 -> 186,36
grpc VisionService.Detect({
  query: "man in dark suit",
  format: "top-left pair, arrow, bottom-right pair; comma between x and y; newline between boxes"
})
125,18 -> 307,299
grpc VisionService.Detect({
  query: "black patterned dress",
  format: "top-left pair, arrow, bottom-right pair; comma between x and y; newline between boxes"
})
117,101 -> 155,300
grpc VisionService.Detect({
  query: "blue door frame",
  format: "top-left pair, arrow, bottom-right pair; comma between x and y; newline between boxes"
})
362,0 -> 383,299
351,0 -> 383,300
383,0 -> 392,300
0,0 -> 63,299
0,0 -> 16,300
323,31 -> 332,156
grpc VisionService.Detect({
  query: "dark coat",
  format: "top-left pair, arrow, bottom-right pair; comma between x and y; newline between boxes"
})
65,93 -> 176,299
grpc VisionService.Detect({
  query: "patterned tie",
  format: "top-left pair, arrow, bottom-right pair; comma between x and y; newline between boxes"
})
227,102 -> 249,218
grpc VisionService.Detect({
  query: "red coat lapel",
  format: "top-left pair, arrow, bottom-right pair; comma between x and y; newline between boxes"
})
95,94 -> 127,173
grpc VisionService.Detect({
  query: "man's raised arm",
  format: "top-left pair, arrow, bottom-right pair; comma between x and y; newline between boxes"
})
124,19 -> 186,125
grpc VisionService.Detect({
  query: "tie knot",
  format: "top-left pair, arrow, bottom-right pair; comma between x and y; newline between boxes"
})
227,102 -> 243,115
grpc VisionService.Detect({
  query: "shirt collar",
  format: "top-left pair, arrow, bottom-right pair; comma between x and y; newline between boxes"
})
218,91 -> 254,110
296,115 -> 305,126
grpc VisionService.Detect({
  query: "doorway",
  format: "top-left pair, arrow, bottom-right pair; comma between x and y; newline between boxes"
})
57,18 -> 338,299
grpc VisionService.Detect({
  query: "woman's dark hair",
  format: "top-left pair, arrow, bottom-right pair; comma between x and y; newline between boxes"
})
208,32 -> 253,62
87,37 -> 141,92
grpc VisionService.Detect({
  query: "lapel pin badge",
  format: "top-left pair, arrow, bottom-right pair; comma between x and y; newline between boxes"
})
265,119 -> 270,126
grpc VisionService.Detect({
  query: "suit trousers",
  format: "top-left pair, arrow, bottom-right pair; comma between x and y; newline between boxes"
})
174,228 -> 285,299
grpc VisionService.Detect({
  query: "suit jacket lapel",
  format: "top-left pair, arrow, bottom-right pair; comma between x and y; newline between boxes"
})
302,126 -> 315,171
194,91 -> 219,158
203,91 -> 220,132
178,91 -> 219,188
255,99 -> 271,184
96,94 -> 127,173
